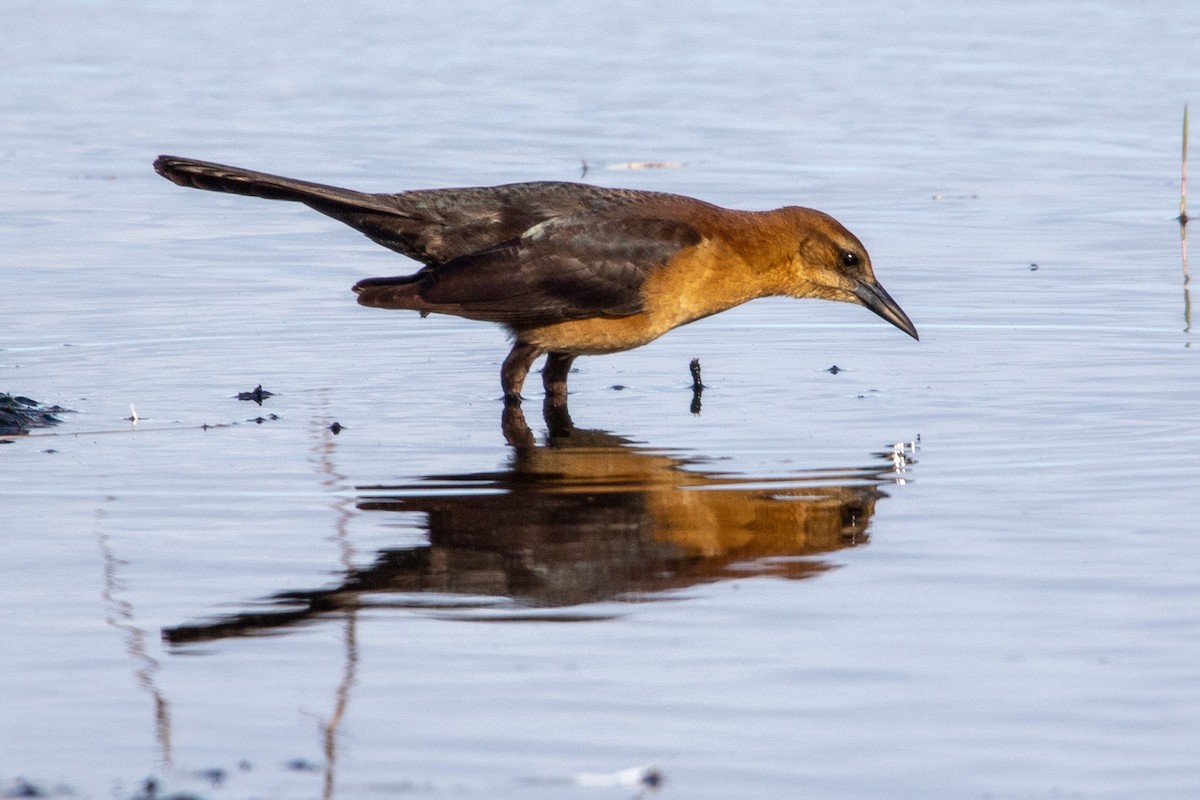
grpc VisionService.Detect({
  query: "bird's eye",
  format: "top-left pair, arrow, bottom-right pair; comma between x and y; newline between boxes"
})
841,250 -> 860,268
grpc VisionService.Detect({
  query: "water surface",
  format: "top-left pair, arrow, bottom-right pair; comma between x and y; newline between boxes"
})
2,1 -> 1198,798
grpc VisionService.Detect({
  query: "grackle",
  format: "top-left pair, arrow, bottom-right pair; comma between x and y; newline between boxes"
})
154,156 -> 917,405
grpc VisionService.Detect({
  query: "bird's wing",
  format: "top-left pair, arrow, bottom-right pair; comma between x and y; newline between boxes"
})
415,215 -> 703,324
353,181 -> 667,265
155,157 -> 605,265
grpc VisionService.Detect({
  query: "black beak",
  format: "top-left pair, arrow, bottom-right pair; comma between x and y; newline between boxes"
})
853,280 -> 919,341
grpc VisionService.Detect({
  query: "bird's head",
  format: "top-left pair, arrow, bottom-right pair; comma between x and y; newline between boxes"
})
775,207 -> 919,341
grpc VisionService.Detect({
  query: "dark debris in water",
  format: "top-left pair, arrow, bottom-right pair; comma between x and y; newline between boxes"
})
192,769 -> 225,789
3,761 -> 318,800
235,385 -> 274,405
128,777 -> 203,800
1,393 -> 73,436
3,778 -> 47,798
1,778 -> 82,799
641,768 -> 665,789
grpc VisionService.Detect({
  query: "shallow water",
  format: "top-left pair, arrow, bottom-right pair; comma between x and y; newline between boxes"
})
3,1 -> 1199,798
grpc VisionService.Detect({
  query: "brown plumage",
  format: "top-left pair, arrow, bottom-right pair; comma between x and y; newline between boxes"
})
154,155 -> 918,404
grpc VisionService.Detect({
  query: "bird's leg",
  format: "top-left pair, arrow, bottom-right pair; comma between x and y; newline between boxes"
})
501,341 -> 544,405
541,395 -> 575,438
541,352 -> 576,407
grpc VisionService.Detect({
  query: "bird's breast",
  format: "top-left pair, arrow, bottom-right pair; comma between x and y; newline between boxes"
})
517,237 -> 771,355
517,313 -> 672,355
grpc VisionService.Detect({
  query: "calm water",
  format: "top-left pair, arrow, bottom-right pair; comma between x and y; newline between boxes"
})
3,1 -> 1198,798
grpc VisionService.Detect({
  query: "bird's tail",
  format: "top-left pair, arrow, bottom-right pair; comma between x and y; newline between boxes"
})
352,273 -> 429,310
153,155 -> 402,215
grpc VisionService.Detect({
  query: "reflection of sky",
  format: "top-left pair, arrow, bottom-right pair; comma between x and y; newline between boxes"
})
2,1 -> 1199,798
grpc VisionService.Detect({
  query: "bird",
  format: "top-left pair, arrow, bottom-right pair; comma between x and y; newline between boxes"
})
153,155 -> 918,405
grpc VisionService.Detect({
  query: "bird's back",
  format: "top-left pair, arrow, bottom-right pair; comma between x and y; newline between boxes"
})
370,180 -> 715,265
154,156 -> 717,267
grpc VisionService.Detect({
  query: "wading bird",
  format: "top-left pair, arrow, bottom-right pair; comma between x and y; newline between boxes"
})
154,156 -> 917,405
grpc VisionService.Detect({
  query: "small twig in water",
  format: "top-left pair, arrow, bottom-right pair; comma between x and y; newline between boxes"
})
1181,103 -> 1189,225
1181,105 -> 1192,333
689,358 -> 704,415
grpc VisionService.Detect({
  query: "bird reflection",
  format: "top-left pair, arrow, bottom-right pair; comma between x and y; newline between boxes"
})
165,404 -> 912,644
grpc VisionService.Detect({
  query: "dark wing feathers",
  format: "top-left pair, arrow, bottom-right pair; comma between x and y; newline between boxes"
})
362,181 -> 676,265
156,156 -> 691,267
413,216 -> 702,324
155,156 -> 708,325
